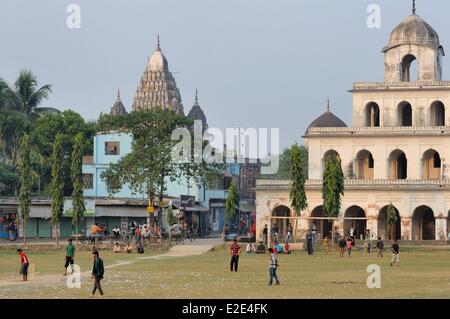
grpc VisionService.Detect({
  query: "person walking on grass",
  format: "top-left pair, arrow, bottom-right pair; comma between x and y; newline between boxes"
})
306,230 -> 314,255
346,236 -> 353,257
268,248 -> 280,285
91,251 -> 104,297
64,238 -> 76,276
366,229 -> 372,254
230,238 -> 241,272
390,239 -> 400,267
338,236 -> 346,258
263,224 -> 268,246
376,237 -> 384,258
17,249 -> 29,282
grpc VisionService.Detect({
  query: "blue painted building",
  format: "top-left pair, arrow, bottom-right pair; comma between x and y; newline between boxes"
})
82,131 -> 200,199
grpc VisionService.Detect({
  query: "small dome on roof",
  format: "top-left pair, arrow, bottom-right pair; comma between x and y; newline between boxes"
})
383,14 -> 440,52
307,101 -> 347,129
148,35 -> 168,71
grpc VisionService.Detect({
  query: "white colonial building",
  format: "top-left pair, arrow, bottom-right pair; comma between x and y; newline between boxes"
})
255,5 -> 450,241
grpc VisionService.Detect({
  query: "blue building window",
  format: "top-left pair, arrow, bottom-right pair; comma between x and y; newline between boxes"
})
105,141 -> 120,155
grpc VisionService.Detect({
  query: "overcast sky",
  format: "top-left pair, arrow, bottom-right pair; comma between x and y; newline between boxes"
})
1,0 -> 450,150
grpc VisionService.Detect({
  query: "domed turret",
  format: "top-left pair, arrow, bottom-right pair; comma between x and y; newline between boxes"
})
307,100 -> 347,130
382,2 -> 445,82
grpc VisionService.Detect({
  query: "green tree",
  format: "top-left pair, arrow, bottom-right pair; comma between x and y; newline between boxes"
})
322,153 -> 344,245
30,110 -> 95,196
18,133 -> 32,246
289,143 -> 307,216
71,133 -> 85,241
3,70 -> 52,118
386,203 -> 398,240
51,133 -> 65,246
0,163 -> 18,196
225,184 -> 240,223
101,108 -> 221,225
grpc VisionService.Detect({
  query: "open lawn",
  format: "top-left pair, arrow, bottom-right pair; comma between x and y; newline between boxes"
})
1,245 -> 450,298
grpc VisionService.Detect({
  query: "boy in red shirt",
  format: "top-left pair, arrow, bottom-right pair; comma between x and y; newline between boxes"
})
17,249 -> 29,281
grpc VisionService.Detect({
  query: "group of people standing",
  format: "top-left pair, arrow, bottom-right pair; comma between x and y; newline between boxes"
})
16,239 -> 106,297
229,238 -> 280,285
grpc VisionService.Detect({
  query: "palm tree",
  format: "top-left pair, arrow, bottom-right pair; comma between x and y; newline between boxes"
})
3,70 -> 52,119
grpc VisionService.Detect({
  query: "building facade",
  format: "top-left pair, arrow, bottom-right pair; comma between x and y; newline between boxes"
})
255,6 -> 450,242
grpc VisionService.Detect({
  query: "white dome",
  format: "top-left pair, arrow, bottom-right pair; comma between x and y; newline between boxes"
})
148,49 -> 168,72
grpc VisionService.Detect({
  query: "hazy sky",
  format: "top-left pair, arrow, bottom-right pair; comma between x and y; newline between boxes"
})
1,0 -> 450,149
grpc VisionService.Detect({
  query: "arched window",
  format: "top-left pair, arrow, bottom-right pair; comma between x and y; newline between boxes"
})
388,149 -> 407,179
344,206 -> 366,239
378,205 -> 401,240
310,206 -> 333,240
422,149 -> 441,180
397,102 -> 412,126
271,205 -> 291,241
412,206 -> 435,240
430,101 -> 445,126
364,102 -> 380,127
355,150 -> 374,179
401,54 -> 418,82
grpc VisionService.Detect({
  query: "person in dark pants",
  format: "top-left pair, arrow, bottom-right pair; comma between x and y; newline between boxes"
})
64,238 -> 76,276
229,238 -> 241,272
17,249 -> 29,281
306,230 -> 313,255
91,251 -> 104,297
263,225 -> 268,246
268,248 -> 280,285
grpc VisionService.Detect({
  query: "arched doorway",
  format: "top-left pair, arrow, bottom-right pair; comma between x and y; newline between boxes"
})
310,206 -> 333,240
271,205 -> 291,242
421,149 -> 441,180
401,54 -> 418,82
430,101 -> 445,126
412,206 -> 435,240
364,102 -> 380,127
388,149 -> 407,179
355,150 -> 374,179
397,102 -> 412,126
344,206 -> 367,239
378,205 -> 401,240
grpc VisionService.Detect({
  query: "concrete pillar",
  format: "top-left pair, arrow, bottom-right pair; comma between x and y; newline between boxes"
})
401,217 -> 412,240
435,216 -> 447,240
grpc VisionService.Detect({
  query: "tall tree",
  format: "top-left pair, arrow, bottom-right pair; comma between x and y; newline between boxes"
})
225,184 -> 240,223
101,108 -> 221,225
71,133 -> 85,242
386,203 -> 398,240
322,153 -> 344,245
18,133 -> 32,246
4,70 -> 52,118
51,133 -> 65,246
289,143 -> 307,215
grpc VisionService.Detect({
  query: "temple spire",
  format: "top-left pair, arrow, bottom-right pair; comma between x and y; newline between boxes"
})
156,34 -> 161,51
327,98 -> 330,112
195,88 -> 198,103
117,88 -> 121,100
412,0 -> 416,15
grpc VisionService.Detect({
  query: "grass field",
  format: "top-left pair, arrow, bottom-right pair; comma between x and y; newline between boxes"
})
1,245 -> 450,299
